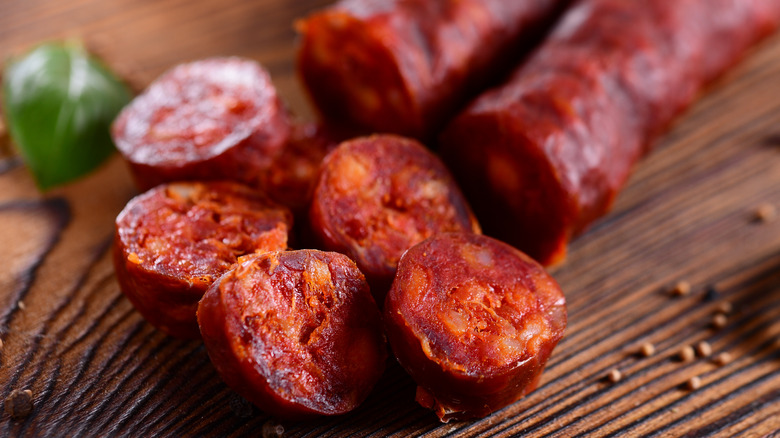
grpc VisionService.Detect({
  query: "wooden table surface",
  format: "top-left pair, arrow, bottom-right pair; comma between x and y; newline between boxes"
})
1,0 -> 779,436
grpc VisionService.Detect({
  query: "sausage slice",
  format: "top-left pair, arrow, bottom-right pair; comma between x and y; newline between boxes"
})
112,57 -> 291,191
309,134 -> 480,302
197,250 -> 386,419
113,181 -> 292,339
384,232 -> 567,422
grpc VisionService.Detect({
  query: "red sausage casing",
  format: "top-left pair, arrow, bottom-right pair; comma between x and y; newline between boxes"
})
440,0 -> 780,265
113,181 -> 292,339
297,0 -> 571,140
197,250 -> 387,419
384,232 -> 566,422
309,134 -> 480,302
112,57 -> 291,191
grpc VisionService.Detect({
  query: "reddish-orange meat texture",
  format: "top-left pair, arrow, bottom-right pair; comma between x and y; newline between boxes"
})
113,181 -> 292,339
112,57 -> 290,191
259,122 -> 339,216
297,0 -> 571,140
309,134 -> 480,302
384,232 -> 566,422
197,250 -> 387,419
440,0 -> 780,265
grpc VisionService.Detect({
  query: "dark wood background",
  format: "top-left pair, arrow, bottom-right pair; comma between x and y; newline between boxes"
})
1,0 -> 779,436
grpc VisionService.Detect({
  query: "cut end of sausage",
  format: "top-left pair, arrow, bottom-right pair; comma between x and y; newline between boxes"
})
309,134 -> 480,303
440,109 -> 571,266
384,232 -> 566,421
112,57 -> 291,190
297,11 -> 421,138
114,181 -> 292,339
197,250 -> 387,419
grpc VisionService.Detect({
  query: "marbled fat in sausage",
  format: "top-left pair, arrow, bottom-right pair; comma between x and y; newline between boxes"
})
309,134 -> 480,302
197,250 -> 386,419
384,232 -> 566,422
440,0 -> 780,265
113,181 -> 292,339
297,0 -> 571,140
112,57 -> 290,191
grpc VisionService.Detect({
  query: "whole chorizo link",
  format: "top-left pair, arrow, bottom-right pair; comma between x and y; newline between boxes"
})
440,0 -> 780,265
113,181 -> 292,339
384,232 -> 566,422
297,0 -> 571,140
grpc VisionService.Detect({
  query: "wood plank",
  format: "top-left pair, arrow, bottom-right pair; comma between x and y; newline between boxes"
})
1,0 -> 778,436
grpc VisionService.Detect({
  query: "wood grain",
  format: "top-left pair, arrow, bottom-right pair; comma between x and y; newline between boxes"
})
1,0 -> 779,436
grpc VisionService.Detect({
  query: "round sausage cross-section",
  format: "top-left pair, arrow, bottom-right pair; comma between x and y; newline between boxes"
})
112,57 -> 291,191
384,232 -> 567,422
197,250 -> 387,419
309,134 -> 480,302
113,181 -> 292,339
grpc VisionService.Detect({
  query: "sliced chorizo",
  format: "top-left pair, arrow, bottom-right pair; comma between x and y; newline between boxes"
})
297,0 -> 571,140
112,57 -> 291,191
309,134 -> 480,302
197,250 -> 386,419
384,232 -> 567,422
113,181 -> 292,339
259,122 -> 339,216
439,0 -> 780,265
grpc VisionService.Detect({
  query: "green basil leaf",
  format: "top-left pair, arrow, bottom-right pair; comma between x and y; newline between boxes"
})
2,42 -> 131,189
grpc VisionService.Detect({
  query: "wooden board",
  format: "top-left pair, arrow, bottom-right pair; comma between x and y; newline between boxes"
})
1,0 -> 779,436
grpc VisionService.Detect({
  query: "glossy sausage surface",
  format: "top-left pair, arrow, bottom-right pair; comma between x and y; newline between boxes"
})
440,0 -> 780,265
310,134 -> 480,302
298,0 -> 570,140
112,57 -> 290,191
384,232 -> 566,422
113,181 -> 292,339
197,250 -> 386,419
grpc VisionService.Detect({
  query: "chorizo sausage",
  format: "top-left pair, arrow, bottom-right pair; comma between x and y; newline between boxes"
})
112,57 -> 291,191
439,0 -> 780,265
197,250 -> 386,419
309,134 -> 480,302
384,232 -> 566,422
259,122 -> 339,216
297,0 -> 571,140
113,181 -> 292,339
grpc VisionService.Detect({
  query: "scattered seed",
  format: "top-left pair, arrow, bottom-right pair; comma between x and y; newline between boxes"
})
716,301 -> 733,314
607,369 -> 622,383
714,352 -> 732,366
711,313 -> 728,329
678,345 -> 695,362
5,389 -> 33,418
17,301 -> 25,310
262,420 -> 284,438
755,203 -> 777,223
685,376 -> 702,391
670,280 -> 691,297
0,338 -> 3,351
703,285 -> 718,302
639,342 -> 656,357
695,341 -> 712,357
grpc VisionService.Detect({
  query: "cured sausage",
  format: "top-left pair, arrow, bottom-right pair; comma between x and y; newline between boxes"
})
297,0 -> 571,140
113,181 -> 292,339
440,0 -> 780,265
112,57 -> 290,191
384,232 -> 566,422
309,134 -> 480,302
197,250 -> 386,419
259,122 -> 339,216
